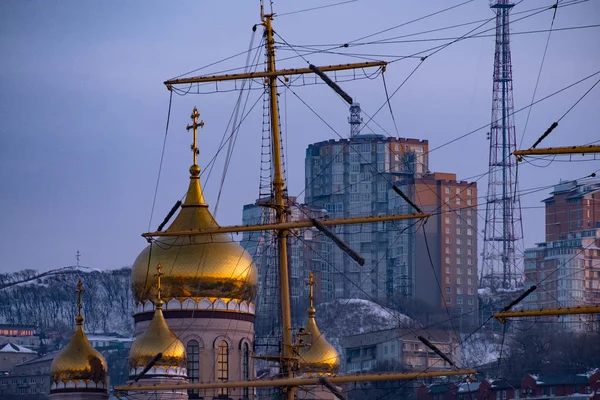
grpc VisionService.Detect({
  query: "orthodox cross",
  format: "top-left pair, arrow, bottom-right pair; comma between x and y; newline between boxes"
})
306,272 -> 317,309
75,280 -> 84,324
75,250 -> 81,267
155,263 -> 163,305
186,107 -> 204,166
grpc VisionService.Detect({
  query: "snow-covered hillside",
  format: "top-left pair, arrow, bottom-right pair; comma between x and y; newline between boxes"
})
315,298 -> 414,355
0,267 -> 134,336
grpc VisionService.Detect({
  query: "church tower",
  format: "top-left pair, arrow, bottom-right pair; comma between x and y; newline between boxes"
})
130,107 -> 258,399
49,280 -> 108,400
296,272 -> 340,400
128,264 -> 188,399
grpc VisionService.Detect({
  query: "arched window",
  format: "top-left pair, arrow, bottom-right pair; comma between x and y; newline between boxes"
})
242,342 -> 250,399
217,340 -> 229,396
186,340 -> 200,399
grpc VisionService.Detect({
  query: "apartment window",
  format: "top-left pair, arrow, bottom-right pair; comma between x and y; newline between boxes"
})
457,297 -> 463,305
446,277 -> 451,284
446,267 -> 451,274
456,228 -> 461,235
457,287 -> 463,294
456,238 -> 462,245
468,298 -> 474,305
456,258 -> 461,265
467,248 -> 472,256
456,188 -> 460,194
456,197 -> 462,205
467,278 -> 472,285
468,288 -> 474,295
445,227 -> 450,234
446,287 -> 451,294
467,209 -> 472,216
456,248 -> 461,255
446,297 -> 451,304
467,258 -> 472,265
217,341 -> 229,396
457,267 -> 462,275
467,188 -> 473,196
445,217 -> 450,224
445,187 -> 451,194
467,268 -> 473,276
445,237 -> 450,244
467,218 -> 472,226
445,257 -> 450,264
445,247 -> 450,254
457,277 -> 462,284
467,238 -> 472,246
445,197 -> 451,204
467,228 -> 472,236
467,199 -> 472,206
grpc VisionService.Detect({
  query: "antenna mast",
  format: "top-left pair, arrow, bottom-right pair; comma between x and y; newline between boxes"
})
481,0 -> 524,290
349,103 -> 362,138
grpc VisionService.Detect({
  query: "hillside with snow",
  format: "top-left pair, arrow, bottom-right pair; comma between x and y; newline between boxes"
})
314,298 -> 414,355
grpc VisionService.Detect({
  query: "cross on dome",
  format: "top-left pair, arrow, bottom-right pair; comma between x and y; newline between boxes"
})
154,263 -> 164,308
306,271 -> 317,309
185,107 -> 204,166
75,280 -> 84,325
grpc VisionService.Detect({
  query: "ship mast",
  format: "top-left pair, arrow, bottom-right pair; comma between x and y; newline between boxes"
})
262,10 -> 295,392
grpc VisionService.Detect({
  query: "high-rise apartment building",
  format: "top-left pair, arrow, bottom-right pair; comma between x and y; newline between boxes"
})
304,135 -> 428,302
399,172 -> 479,329
523,180 -> 600,331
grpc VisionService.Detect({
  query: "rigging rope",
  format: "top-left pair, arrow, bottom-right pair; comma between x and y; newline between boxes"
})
214,27 -> 258,216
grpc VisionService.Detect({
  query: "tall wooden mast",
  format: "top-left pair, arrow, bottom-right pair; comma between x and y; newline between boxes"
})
262,11 -> 295,397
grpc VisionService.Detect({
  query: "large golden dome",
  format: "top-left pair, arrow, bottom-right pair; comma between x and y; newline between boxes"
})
50,282 -> 107,386
131,164 -> 258,303
297,273 -> 340,375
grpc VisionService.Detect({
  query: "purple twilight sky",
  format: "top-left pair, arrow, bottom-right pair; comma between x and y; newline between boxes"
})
0,0 -> 599,273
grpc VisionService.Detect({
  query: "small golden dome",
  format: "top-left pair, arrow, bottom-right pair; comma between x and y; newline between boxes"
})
297,273 -> 340,375
50,281 -> 107,385
128,307 -> 187,372
129,265 -> 187,373
131,164 -> 258,304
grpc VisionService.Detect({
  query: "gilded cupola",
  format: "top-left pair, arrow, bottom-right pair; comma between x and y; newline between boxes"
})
297,272 -> 340,375
131,108 -> 258,307
50,280 -> 108,392
129,264 -> 187,377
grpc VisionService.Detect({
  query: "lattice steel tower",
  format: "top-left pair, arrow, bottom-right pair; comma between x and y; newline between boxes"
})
349,103 -> 363,138
481,0 -> 524,290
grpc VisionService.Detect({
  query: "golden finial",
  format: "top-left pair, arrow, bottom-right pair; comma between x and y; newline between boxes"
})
75,280 -> 84,325
306,271 -> 317,312
185,107 -> 204,169
154,263 -> 164,308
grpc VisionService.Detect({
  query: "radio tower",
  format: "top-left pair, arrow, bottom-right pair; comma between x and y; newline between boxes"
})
481,0 -> 524,290
349,103 -> 362,138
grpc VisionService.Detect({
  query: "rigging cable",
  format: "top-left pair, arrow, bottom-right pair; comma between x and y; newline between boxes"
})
381,69 -> 400,136
214,27 -> 260,216
529,75 -> 600,149
519,0 -> 559,149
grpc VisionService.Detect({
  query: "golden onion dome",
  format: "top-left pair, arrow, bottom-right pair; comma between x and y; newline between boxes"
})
50,281 -> 107,385
128,305 -> 187,372
297,273 -> 340,375
131,163 -> 258,304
